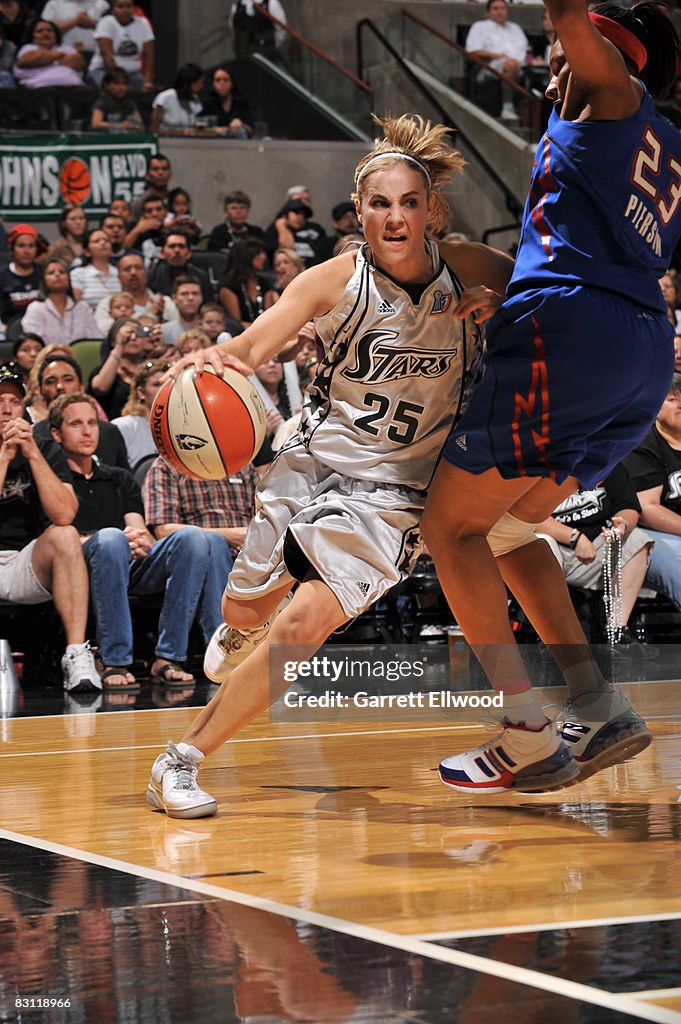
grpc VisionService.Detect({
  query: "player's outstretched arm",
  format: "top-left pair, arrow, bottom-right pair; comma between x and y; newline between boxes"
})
164,253 -> 355,381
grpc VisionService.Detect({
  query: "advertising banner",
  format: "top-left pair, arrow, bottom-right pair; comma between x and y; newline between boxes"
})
0,132 -> 157,221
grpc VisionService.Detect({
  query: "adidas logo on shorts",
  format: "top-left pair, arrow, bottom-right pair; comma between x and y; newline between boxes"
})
455,434 -> 467,451
377,300 -> 396,314
356,581 -> 370,596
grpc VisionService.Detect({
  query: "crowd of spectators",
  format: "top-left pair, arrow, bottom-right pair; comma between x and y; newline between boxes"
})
0,0 -> 676,145
0,1 -> 263,140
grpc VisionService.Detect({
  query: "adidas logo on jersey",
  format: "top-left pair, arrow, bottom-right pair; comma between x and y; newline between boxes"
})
455,434 -> 467,451
356,581 -> 370,596
377,300 -> 395,314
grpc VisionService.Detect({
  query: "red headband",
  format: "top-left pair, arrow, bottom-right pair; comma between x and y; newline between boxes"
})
588,12 -> 647,72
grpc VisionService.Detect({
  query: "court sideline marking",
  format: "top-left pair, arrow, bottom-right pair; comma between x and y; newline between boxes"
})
0,722 -> 476,758
0,828 -> 678,1024
1,709 -> 678,759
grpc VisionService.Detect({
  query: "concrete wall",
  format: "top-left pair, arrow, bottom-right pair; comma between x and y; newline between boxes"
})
159,136 -> 366,236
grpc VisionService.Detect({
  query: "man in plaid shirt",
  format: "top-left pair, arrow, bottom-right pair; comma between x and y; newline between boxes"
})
143,456 -> 260,636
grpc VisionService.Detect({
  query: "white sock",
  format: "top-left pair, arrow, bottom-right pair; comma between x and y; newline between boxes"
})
563,659 -> 612,700
176,742 -> 204,763
500,690 -> 547,727
225,622 -> 268,638
65,643 -> 85,655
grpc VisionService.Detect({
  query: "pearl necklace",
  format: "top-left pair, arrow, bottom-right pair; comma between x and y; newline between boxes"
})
602,524 -> 623,645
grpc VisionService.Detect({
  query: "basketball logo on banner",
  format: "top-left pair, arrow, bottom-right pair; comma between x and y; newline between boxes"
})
0,133 -> 157,221
60,158 -> 91,204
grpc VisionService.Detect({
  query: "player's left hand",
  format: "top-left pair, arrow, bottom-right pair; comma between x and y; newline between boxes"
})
452,285 -> 503,324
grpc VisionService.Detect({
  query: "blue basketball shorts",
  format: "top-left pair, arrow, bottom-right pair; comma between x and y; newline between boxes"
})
442,285 -> 674,490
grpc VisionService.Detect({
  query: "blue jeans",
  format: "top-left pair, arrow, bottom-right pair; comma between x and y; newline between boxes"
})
82,527 -> 233,665
643,529 -> 681,610
197,532 -> 234,641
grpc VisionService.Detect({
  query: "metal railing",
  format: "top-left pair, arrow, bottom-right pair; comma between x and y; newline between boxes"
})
253,3 -> 373,137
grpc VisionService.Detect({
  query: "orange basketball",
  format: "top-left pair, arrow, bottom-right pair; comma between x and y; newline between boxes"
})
151,365 -> 267,480
60,158 -> 90,204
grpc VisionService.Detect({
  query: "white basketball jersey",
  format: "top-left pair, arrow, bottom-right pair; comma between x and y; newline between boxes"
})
304,240 -> 484,491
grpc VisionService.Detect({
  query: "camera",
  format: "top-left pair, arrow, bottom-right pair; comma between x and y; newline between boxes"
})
135,325 -> 153,338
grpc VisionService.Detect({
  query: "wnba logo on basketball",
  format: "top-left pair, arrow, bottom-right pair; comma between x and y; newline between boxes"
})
60,158 -> 91,204
176,434 -> 208,451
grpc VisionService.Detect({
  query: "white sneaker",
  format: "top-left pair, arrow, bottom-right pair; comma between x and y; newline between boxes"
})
419,624 -> 448,640
61,642 -> 102,692
439,717 -> 579,793
146,741 -> 217,819
500,103 -> 518,121
204,593 -> 294,684
203,621 -> 271,683
561,689 -> 652,781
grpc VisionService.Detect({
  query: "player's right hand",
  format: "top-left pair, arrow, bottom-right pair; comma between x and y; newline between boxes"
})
161,348 -> 253,384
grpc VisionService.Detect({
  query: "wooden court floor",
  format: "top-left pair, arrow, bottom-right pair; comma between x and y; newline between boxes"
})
1,677 -> 680,1022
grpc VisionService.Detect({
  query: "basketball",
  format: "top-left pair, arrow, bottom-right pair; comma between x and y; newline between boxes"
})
59,158 -> 91,204
151,365 -> 267,479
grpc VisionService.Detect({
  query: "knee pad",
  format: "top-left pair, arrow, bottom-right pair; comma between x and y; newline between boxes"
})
487,512 -> 540,557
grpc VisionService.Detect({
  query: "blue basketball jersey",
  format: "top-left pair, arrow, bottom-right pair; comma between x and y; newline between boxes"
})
508,90 -> 681,312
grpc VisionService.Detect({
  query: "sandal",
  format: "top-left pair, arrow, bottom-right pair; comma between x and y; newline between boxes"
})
100,665 -> 140,693
150,660 -> 195,688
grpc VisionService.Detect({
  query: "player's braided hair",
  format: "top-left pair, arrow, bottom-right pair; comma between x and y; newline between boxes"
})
591,1 -> 680,100
352,114 -> 465,234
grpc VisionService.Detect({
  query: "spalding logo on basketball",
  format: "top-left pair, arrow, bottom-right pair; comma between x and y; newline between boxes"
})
150,365 -> 267,479
60,158 -> 91,204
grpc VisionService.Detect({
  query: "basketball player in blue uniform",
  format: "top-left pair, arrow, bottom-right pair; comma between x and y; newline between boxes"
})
422,0 -> 681,793
144,115 -> 514,818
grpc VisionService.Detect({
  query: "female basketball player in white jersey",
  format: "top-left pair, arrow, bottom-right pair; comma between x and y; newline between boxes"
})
145,114 -> 514,818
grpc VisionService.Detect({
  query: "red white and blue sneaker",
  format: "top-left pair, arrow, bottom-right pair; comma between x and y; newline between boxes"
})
561,689 -> 652,781
439,718 -> 579,793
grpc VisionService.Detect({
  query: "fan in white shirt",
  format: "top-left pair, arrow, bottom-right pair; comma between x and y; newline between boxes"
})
89,0 -> 155,90
465,0 -> 529,121
40,0 -> 109,53
70,228 -> 120,311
